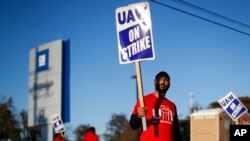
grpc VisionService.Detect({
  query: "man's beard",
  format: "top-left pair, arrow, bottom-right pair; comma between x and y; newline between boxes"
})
155,84 -> 167,97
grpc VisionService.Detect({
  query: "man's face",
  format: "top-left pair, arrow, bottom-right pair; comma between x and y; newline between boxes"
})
155,77 -> 170,94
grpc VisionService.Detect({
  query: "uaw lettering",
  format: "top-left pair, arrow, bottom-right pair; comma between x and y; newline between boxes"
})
230,125 -> 250,141
116,2 -> 155,64
218,92 -> 247,121
152,105 -> 174,125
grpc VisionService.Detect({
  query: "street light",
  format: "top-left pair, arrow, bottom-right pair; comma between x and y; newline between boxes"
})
189,92 -> 194,113
131,75 -> 138,101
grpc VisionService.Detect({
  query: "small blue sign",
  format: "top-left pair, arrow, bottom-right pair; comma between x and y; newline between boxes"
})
36,49 -> 49,72
218,92 -> 248,121
51,114 -> 65,133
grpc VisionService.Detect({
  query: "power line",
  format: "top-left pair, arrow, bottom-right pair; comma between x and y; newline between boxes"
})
149,0 -> 250,36
173,0 -> 250,29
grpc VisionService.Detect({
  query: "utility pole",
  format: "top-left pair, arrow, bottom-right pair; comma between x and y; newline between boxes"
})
131,75 -> 138,101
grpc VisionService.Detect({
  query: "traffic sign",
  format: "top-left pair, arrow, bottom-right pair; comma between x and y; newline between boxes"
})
115,2 -> 155,64
218,92 -> 248,121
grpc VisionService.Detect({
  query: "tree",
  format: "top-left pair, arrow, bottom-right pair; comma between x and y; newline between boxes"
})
73,124 -> 91,141
0,97 -> 21,140
238,96 -> 250,111
118,126 -> 141,141
19,110 -> 41,141
190,102 -> 203,114
0,96 -> 42,141
103,113 -> 139,141
20,110 -> 28,139
179,117 -> 190,141
208,101 -> 221,109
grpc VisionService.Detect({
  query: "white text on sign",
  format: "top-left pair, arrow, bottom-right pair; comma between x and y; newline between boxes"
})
122,26 -> 151,59
219,94 -> 234,107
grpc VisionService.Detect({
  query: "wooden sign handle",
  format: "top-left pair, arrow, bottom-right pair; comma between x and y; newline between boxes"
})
60,132 -> 64,139
135,61 -> 147,131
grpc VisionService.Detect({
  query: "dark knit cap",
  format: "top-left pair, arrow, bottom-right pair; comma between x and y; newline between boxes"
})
154,71 -> 170,81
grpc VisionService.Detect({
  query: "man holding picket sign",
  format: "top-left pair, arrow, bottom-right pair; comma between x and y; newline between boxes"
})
130,71 -> 182,141
116,1 -> 155,131
116,2 -> 182,141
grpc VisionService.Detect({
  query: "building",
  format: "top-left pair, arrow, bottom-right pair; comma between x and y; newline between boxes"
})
190,108 -> 233,141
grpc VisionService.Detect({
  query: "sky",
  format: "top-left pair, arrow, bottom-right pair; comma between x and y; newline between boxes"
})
1,0 -> 250,140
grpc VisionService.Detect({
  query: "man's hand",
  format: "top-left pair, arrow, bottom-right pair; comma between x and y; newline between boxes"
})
137,107 -> 147,118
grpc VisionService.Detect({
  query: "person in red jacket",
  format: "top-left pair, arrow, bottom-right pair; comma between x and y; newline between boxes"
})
82,127 -> 99,141
53,132 -> 65,141
129,71 -> 182,141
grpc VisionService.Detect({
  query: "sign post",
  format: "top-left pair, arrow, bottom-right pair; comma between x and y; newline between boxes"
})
135,61 -> 147,130
116,2 -> 155,131
218,92 -> 248,122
